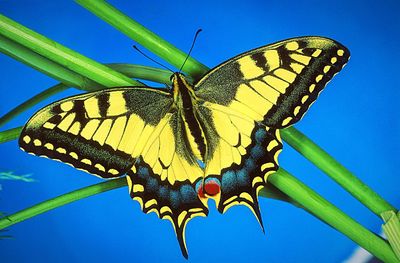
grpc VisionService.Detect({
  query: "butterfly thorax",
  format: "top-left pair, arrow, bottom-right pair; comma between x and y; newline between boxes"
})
171,73 -> 207,162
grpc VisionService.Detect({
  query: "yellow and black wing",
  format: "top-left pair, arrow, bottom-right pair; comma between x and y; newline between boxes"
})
19,87 -> 207,258
194,36 -> 349,223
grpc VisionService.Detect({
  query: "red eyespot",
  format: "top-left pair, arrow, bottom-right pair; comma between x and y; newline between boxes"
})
197,181 -> 220,198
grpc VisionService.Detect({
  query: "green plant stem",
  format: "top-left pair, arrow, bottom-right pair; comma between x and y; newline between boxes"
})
281,127 -> 396,216
75,0 -> 209,80
0,35 -> 102,90
382,211 -> 400,259
0,177 -> 126,230
108,63 -> 181,84
268,169 -> 399,263
0,14 -> 139,87
0,127 -> 22,144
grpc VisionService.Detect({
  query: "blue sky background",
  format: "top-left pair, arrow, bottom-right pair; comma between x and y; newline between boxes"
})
0,1 -> 399,262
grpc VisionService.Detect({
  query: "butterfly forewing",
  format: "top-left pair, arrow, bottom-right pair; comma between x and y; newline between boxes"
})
195,36 -> 350,128
19,88 -> 173,177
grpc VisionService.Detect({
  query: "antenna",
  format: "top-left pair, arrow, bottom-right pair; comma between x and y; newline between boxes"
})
179,29 -> 202,73
132,45 -> 174,73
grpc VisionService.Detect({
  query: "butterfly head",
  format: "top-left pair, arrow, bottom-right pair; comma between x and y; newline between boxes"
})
171,72 -> 196,102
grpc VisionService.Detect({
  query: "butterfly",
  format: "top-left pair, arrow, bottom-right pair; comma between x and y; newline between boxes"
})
19,36 -> 349,258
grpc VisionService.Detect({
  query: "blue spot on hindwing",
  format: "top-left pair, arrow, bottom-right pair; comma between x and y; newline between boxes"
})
180,185 -> 197,203
255,128 -> 267,143
197,159 -> 205,168
221,171 -> 237,192
205,177 -> 220,186
195,180 -> 203,193
245,158 -> 256,171
236,169 -> 250,186
138,166 -> 149,178
169,190 -> 181,209
250,144 -> 264,159
146,176 -> 158,191
158,185 -> 168,199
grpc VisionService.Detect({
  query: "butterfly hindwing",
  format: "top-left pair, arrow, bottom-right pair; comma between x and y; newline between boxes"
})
195,103 -> 282,227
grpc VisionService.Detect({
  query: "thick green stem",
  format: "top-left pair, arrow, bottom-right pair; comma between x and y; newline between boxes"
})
0,14 -> 139,87
0,177 -> 126,230
75,0 -> 209,79
281,127 -> 396,216
0,35 -> 102,90
268,169 -> 399,263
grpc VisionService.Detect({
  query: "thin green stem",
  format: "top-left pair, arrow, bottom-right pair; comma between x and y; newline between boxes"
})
268,169 -> 399,263
0,14 -> 139,87
75,0 -> 209,80
0,177 -> 127,230
0,127 -> 22,144
281,127 -> 396,216
108,63 -> 182,84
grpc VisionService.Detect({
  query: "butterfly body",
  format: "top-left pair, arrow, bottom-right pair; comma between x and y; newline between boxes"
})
171,72 -> 207,162
19,36 -> 350,258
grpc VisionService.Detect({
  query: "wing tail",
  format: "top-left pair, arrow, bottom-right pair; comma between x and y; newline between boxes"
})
126,160 -> 208,258
207,123 -> 282,231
